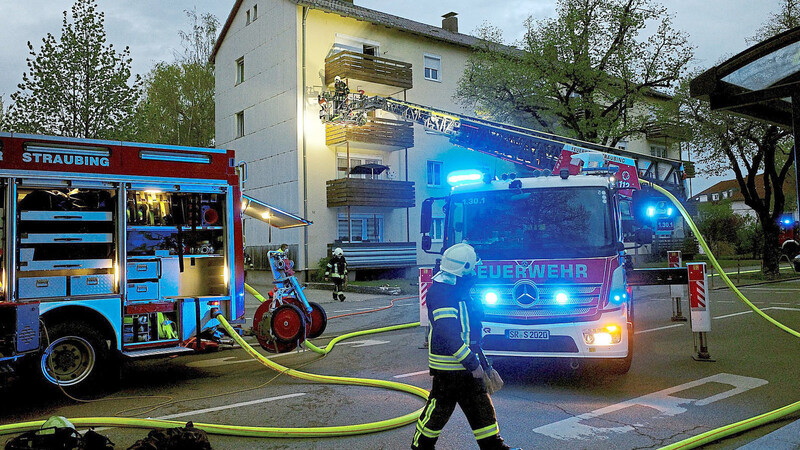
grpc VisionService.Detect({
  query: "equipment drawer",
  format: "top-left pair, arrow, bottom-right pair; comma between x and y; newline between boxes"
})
127,261 -> 159,280
70,274 -> 115,296
126,281 -> 159,301
19,258 -> 113,272
18,276 -> 67,299
20,211 -> 113,222
21,233 -> 113,244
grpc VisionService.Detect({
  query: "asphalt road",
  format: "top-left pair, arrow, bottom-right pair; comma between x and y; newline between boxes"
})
2,279 -> 800,450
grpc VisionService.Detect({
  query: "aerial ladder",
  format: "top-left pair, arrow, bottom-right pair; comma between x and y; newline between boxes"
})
318,84 -> 692,198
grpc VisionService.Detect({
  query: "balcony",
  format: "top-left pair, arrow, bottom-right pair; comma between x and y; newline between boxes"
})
325,50 -> 413,95
328,242 -> 417,269
326,117 -> 414,151
326,178 -> 415,208
645,121 -> 690,142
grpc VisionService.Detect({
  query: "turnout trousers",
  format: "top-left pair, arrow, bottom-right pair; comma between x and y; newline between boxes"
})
411,371 -> 505,450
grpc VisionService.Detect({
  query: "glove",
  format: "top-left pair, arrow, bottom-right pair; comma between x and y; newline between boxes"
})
482,367 -> 504,395
471,365 -> 485,380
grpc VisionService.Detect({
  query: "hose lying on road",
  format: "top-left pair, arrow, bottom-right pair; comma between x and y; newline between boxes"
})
0,312 -> 427,438
644,181 -> 800,450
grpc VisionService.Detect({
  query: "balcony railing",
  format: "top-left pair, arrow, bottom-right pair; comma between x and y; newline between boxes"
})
328,242 -> 417,269
327,178 -> 415,208
326,117 -> 414,150
325,50 -> 413,92
645,121 -> 690,141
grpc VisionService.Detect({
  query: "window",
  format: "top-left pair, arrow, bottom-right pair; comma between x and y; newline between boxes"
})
253,4 -> 257,20
334,33 -> 380,55
235,111 -> 244,138
650,145 -> 667,158
427,160 -> 442,186
712,193 -> 720,201
337,155 -> 384,179
236,58 -> 244,84
363,45 -> 377,56
338,214 -> 384,242
246,10 -> 251,25
424,54 -> 441,81
431,217 -> 444,242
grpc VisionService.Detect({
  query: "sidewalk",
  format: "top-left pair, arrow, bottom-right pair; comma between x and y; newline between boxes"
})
738,418 -> 800,449
244,281 -> 398,306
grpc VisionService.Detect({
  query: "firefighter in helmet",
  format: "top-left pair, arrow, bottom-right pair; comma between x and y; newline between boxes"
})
325,247 -> 348,302
411,243 -> 519,450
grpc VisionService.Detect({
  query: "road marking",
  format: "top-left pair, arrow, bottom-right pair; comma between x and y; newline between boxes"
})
355,307 -> 374,311
394,370 -> 429,379
740,287 -> 800,291
635,324 -> 684,334
338,339 -> 390,348
714,311 -> 753,319
331,310 -> 352,313
153,393 -> 307,420
533,373 -> 767,441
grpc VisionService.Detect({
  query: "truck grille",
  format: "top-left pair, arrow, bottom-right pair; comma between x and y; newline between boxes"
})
472,283 -> 603,321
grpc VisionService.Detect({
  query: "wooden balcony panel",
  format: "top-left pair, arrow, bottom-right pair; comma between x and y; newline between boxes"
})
326,117 -> 414,150
326,178 -> 415,208
325,50 -> 413,90
646,122 -> 690,141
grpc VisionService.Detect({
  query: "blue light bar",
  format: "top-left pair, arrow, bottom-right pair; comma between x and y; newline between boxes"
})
447,169 -> 484,186
646,206 -> 655,217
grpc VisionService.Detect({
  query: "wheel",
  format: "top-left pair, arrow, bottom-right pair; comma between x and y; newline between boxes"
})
306,302 -> 327,339
253,302 -> 299,353
270,304 -> 306,344
40,322 -> 111,391
607,321 -> 633,375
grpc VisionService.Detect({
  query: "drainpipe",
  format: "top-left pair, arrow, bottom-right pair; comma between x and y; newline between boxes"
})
302,6 -> 310,278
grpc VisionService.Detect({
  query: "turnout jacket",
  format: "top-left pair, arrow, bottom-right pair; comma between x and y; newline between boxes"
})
426,279 -> 483,373
325,256 -> 347,279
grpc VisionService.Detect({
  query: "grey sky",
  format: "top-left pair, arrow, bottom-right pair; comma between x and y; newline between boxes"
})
0,0 -> 785,193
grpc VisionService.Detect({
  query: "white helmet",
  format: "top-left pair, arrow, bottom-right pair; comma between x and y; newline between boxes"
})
333,247 -> 344,257
440,243 -> 479,277
334,75 -> 342,82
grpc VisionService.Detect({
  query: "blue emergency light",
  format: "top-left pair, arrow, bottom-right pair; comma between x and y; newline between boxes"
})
447,169 -> 483,186
646,206 -> 656,217
484,291 -> 499,304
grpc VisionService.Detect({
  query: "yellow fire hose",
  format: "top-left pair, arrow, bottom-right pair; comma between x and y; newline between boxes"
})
644,181 -> 800,450
0,306 -> 427,438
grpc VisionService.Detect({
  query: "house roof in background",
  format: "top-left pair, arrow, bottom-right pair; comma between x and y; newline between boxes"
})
693,172 -> 796,202
210,0 -> 489,63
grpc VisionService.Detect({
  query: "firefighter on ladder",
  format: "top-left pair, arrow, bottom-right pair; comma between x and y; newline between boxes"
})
325,247 -> 348,302
411,243 -> 520,450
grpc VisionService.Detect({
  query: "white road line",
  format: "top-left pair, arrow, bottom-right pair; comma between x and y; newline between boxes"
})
394,370 -> 429,379
331,310 -> 352,313
153,393 -> 307,420
772,302 -> 792,305
716,300 -> 736,303
714,311 -> 754,319
635,324 -> 684,334
355,307 -> 374,311
740,287 -> 800,291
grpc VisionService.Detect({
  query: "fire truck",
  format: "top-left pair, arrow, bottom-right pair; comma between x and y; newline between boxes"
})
0,132 -> 310,390
319,90 -> 688,374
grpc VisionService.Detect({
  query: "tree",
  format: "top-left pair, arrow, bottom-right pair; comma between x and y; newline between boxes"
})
456,0 -> 693,146
4,0 -> 140,138
696,201 -> 742,258
129,10 -> 218,147
664,0 -> 799,277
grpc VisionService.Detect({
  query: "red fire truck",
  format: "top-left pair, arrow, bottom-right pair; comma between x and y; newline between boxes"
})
0,132 -> 309,390
420,149 -> 651,374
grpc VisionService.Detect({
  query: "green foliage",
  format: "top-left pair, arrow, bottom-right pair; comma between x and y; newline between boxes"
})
311,257 -> 329,282
4,0 -> 140,138
697,201 -> 744,256
456,0 -> 693,146
128,10 -> 218,147
681,235 -> 699,260
735,216 -> 764,259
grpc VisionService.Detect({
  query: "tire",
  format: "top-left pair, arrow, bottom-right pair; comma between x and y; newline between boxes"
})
270,304 -> 306,344
40,322 -> 112,391
306,302 -> 327,339
607,321 -> 633,375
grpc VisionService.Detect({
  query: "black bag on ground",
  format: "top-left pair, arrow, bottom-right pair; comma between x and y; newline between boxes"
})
4,426 -> 83,450
126,422 -> 211,450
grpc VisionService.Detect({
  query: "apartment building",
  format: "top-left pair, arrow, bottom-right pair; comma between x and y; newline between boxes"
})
211,0 -> 686,278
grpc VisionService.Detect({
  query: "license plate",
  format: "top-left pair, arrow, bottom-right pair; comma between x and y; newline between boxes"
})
506,329 -> 550,340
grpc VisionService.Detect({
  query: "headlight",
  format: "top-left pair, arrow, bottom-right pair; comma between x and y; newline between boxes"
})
583,324 -> 622,345
484,291 -> 498,305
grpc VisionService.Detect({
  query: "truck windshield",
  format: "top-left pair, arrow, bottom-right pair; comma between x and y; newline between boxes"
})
446,187 -> 616,259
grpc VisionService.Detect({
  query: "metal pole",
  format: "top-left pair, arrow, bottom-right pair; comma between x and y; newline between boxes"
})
791,94 -> 800,220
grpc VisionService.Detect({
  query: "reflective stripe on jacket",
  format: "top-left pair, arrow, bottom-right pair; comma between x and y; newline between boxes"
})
325,256 -> 347,278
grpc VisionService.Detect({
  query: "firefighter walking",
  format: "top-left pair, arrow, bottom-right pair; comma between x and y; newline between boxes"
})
411,243 -> 519,450
325,247 -> 348,302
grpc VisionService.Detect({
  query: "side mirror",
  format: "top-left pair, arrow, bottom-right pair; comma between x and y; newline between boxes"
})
420,198 -> 433,234
421,235 -> 432,252
635,228 -> 654,245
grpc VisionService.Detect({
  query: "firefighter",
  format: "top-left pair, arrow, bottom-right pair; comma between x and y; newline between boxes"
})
332,75 -> 350,120
411,243 -> 519,450
325,247 -> 348,302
